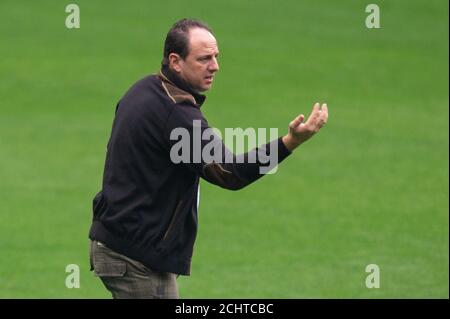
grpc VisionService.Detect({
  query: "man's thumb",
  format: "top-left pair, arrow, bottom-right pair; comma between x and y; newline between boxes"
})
290,114 -> 305,129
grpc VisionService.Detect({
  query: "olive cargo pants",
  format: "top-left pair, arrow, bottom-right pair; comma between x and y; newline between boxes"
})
89,240 -> 179,299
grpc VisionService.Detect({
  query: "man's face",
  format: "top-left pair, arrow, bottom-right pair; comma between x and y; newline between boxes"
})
171,28 -> 220,93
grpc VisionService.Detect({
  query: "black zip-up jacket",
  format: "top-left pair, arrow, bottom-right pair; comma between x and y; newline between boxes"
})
89,67 -> 292,275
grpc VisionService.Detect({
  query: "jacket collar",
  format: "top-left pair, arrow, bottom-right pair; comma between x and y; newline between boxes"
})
159,66 -> 206,108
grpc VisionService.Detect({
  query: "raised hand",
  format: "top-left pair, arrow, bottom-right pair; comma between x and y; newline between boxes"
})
282,102 -> 329,151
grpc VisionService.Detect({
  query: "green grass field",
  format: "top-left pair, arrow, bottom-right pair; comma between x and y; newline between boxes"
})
0,0 -> 448,298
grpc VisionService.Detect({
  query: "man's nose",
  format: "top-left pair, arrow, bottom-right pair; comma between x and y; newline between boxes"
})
209,58 -> 219,72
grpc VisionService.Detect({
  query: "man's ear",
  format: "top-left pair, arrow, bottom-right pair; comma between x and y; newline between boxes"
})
169,53 -> 183,73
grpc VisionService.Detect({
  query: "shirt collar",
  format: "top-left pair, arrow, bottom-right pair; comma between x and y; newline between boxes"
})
160,66 -> 206,107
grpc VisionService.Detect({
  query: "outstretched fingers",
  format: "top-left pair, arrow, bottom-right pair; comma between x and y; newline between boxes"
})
305,102 -> 329,132
318,103 -> 328,127
306,102 -> 322,127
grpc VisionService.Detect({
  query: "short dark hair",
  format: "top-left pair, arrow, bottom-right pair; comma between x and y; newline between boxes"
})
161,18 -> 213,67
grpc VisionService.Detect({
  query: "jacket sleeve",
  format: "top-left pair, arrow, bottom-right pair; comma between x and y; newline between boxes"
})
163,103 -> 291,190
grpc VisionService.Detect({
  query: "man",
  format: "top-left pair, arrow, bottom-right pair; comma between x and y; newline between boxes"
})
89,18 -> 328,299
